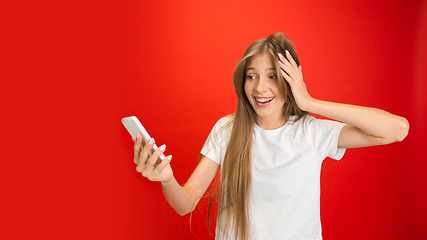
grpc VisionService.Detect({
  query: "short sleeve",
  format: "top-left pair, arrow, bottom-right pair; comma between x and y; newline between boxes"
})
304,116 -> 346,160
201,116 -> 233,165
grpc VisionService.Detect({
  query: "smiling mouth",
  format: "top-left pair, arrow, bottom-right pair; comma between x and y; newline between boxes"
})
255,97 -> 274,103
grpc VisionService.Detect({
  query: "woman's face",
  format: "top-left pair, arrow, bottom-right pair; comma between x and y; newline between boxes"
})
244,53 -> 286,129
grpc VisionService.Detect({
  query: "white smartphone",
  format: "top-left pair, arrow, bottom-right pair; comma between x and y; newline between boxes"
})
121,116 -> 165,166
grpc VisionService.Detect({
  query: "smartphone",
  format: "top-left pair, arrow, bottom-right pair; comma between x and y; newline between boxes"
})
121,116 -> 165,166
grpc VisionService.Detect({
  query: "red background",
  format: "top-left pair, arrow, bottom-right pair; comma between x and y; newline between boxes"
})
1,0 -> 426,239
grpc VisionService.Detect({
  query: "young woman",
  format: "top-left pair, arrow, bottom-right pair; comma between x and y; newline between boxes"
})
132,32 -> 409,240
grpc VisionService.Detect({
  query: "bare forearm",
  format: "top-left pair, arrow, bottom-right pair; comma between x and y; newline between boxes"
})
160,177 -> 194,216
160,157 -> 219,216
307,99 -> 409,141
278,52 -> 408,146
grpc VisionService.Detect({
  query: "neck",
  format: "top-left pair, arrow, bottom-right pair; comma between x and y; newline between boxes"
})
255,116 -> 287,130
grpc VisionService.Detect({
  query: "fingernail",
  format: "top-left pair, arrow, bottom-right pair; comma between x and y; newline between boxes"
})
167,155 -> 173,161
278,60 -> 282,65
278,53 -> 283,58
159,144 -> 166,152
148,138 -> 154,145
286,50 -> 290,55
281,69 -> 285,74
136,132 -> 140,140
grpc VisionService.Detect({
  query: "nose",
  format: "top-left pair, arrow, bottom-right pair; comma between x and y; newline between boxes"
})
255,77 -> 269,92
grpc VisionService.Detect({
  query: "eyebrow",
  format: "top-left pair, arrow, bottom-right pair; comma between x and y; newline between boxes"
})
246,67 -> 276,72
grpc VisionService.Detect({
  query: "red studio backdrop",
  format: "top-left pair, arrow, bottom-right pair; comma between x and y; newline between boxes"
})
1,0 -> 426,239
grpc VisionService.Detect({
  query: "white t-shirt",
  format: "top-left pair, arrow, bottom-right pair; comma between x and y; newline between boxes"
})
201,115 -> 346,240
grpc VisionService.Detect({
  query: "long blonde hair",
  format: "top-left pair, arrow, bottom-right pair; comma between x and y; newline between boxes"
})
209,32 -> 308,240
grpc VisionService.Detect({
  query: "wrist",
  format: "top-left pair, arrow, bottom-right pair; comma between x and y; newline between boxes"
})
301,97 -> 318,113
161,176 -> 175,187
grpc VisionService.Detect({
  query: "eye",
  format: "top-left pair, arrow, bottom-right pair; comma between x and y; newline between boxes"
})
269,75 -> 277,79
246,75 -> 256,80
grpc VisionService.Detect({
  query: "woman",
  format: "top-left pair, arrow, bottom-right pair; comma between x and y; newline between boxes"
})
132,32 -> 409,240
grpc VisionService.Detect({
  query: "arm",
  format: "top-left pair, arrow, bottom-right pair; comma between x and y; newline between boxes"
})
161,156 -> 219,215
133,134 -> 219,216
278,51 -> 409,148
308,100 -> 409,148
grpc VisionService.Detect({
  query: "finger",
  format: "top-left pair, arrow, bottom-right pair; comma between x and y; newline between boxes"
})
278,52 -> 286,65
285,50 -> 298,68
140,144 -> 166,177
278,53 -> 290,76
281,68 -> 295,85
279,52 -> 298,70
280,63 -> 298,82
280,53 -> 303,80
278,53 -> 297,76
157,155 -> 172,170
136,137 -> 155,166
139,137 -> 155,163
278,51 -> 293,66
146,144 -> 166,168
150,155 -> 173,181
133,132 -> 143,163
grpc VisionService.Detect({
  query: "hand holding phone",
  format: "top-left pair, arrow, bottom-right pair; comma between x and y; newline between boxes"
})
121,116 -> 166,167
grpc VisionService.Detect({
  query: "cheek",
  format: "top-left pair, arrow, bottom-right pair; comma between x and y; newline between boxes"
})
273,84 -> 285,99
277,92 -> 287,105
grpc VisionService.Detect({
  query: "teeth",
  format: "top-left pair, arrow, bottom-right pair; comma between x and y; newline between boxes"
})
255,97 -> 274,103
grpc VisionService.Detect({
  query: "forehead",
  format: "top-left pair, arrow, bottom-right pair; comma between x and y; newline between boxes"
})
246,53 -> 275,71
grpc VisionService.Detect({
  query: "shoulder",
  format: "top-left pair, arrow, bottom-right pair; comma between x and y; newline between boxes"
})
294,114 -> 343,127
212,114 -> 234,131
291,114 -> 314,124
290,115 -> 345,137
288,114 -> 315,129
205,114 -> 234,141
217,114 -> 234,125
202,115 -> 234,164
